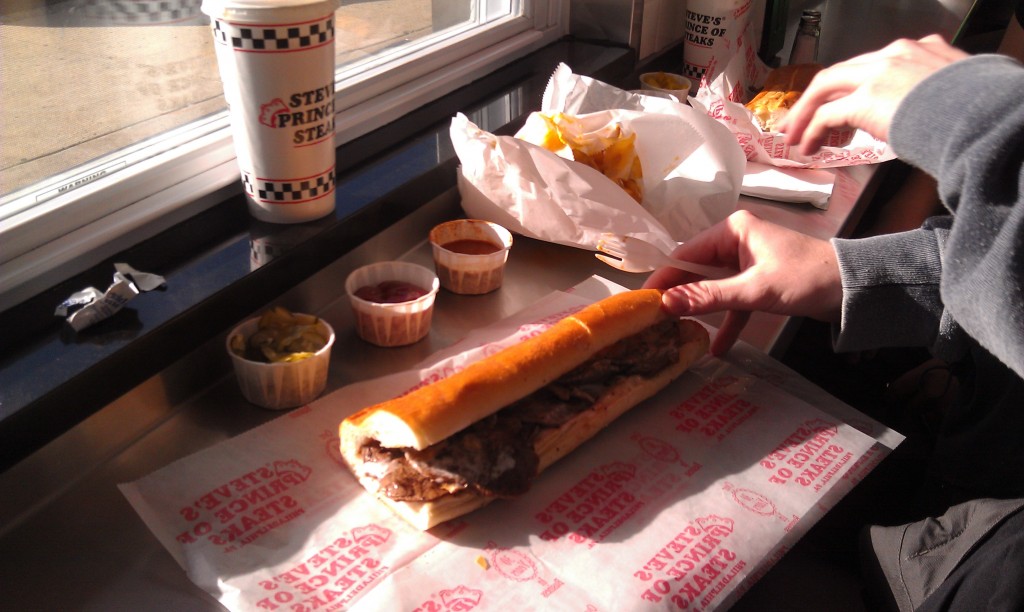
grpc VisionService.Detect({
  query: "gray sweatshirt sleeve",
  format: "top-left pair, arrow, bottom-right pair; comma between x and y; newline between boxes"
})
831,221 -> 965,362
831,55 -> 1024,379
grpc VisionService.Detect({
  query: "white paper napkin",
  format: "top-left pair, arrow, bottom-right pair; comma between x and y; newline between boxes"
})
741,162 -> 836,208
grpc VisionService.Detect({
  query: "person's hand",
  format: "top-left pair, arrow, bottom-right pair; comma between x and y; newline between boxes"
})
642,210 -> 843,356
776,34 -> 969,155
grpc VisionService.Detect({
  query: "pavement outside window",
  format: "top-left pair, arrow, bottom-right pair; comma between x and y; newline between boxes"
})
0,0 -> 437,197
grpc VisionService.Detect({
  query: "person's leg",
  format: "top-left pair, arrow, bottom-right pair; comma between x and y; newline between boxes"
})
861,498 -> 1024,611
917,503 -> 1024,611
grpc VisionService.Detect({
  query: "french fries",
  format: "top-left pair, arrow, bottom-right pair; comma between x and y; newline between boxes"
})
523,112 -> 644,203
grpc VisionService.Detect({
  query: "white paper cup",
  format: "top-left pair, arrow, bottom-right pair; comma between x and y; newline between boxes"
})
227,315 -> 334,409
202,0 -> 340,223
429,219 -> 513,295
639,72 -> 693,99
683,0 -> 752,93
345,262 -> 440,347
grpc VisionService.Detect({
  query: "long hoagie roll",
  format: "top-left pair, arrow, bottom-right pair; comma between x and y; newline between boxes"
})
339,289 -> 710,530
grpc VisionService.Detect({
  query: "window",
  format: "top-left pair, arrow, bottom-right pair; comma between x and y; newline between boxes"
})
0,0 -> 565,311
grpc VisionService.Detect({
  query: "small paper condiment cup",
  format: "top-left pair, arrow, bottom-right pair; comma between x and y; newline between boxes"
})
639,71 -> 693,98
345,261 -> 440,347
226,315 -> 335,410
429,219 -> 513,295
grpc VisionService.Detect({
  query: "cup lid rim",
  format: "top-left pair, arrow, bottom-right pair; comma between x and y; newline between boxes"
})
202,0 -> 338,16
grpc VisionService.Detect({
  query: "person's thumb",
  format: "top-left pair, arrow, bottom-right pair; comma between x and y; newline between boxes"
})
661,277 -> 749,317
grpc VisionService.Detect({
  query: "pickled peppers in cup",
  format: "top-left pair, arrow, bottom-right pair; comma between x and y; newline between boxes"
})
229,306 -> 328,363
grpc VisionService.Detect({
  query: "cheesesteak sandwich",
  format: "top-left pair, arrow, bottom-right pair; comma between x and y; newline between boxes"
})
339,290 -> 710,530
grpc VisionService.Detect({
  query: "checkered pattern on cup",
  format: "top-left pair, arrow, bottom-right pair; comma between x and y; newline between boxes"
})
213,15 -> 335,51
243,167 -> 335,205
82,0 -> 203,24
683,62 -> 707,84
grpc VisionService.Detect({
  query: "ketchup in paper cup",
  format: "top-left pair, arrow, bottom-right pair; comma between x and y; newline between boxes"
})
429,219 -> 513,295
345,262 -> 440,347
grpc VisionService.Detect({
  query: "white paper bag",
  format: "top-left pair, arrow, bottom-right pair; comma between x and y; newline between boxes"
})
452,64 -> 747,248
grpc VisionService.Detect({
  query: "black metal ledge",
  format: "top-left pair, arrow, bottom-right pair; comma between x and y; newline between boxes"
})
0,38 -> 639,472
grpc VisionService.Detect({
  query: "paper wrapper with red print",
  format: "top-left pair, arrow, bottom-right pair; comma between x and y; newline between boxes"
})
452,63 -> 747,247
120,276 -> 902,611
692,53 -> 897,169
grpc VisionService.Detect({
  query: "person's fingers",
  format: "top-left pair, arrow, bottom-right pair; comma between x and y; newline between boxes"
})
794,95 -> 887,155
660,273 -> 762,317
660,283 -> 751,356
779,58 -> 895,142
657,286 -> 749,357
711,310 -> 751,356
778,35 -> 969,153
918,33 -> 964,60
668,228 -> 735,264
642,265 -> 701,291
645,215 -> 745,291
778,74 -> 854,129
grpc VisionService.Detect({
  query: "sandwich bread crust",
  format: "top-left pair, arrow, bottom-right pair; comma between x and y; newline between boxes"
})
339,289 -> 710,530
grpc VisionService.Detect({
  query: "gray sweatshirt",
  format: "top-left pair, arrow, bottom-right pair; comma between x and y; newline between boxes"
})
830,54 -> 1024,501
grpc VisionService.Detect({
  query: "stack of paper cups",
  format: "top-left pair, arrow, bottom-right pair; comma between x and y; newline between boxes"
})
202,0 -> 340,223
683,0 -> 752,93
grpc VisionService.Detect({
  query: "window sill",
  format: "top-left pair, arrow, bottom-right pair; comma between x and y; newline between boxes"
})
0,37 -> 642,472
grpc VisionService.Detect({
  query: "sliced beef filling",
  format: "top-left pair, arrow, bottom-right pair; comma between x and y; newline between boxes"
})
365,415 -> 539,502
361,319 -> 683,502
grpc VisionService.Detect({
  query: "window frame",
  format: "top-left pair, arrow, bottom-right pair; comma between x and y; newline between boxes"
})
0,0 -> 567,312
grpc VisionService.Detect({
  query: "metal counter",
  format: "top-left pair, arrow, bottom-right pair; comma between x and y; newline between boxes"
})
0,162 -> 873,609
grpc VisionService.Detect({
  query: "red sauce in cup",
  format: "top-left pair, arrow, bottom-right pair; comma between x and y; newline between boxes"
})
442,239 -> 501,255
354,281 -> 428,304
